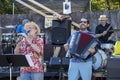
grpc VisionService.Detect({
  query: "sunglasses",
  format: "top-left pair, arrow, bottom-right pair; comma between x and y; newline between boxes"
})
81,21 -> 87,23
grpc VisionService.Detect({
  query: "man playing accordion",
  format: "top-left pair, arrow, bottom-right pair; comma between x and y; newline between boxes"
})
64,18 -> 98,80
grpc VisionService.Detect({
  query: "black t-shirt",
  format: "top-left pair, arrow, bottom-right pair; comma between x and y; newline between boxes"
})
95,23 -> 113,43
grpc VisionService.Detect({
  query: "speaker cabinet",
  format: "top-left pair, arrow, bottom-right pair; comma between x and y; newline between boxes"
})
49,57 -> 69,71
107,56 -> 120,79
49,57 -> 70,65
107,79 -> 120,80
51,20 -> 71,45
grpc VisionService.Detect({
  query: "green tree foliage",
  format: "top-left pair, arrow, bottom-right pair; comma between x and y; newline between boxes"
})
0,0 -> 119,14
91,0 -> 120,11
0,0 -> 23,14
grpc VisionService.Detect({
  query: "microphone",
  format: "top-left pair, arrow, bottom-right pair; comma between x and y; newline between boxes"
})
17,30 -> 30,36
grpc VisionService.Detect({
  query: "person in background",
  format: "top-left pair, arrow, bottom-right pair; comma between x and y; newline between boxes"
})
95,15 -> 115,44
112,37 -> 120,55
16,19 -> 30,33
64,20 -> 98,80
14,22 -> 44,80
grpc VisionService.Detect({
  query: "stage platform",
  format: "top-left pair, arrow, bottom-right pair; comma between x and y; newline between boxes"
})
0,70 -> 107,80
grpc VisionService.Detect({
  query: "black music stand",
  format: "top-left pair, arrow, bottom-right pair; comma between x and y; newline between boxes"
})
0,55 -> 31,80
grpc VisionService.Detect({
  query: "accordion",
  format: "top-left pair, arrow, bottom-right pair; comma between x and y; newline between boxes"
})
68,31 -> 98,60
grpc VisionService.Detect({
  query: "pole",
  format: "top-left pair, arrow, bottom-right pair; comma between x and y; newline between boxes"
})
10,63 -> 12,80
90,0 -> 92,12
65,0 -> 68,2
12,0 -> 15,15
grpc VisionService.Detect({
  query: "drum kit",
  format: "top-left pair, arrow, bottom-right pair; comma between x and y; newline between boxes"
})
92,49 -> 107,70
92,28 -> 120,70
0,25 -> 17,54
92,43 -> 116,71
92,43 -> 114,70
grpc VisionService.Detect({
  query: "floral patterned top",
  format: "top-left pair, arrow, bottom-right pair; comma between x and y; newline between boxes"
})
19,36 -> 44,73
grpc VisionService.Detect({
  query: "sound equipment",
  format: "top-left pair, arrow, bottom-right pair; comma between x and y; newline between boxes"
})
49,57 -> 70,66
49,57 -> 69,71
107,56 -> 120,79
51,20 -> 71,45
107,79 -> 120,80
49,57 -> 70,80
44,44 -> 54,61
69,31 -> 98,60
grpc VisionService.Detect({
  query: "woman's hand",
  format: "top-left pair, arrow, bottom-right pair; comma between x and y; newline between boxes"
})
14,42 -> 21,54
23,34 -> 32,45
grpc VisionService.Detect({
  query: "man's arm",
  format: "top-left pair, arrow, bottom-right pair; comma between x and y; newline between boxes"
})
96,31 -> 108,38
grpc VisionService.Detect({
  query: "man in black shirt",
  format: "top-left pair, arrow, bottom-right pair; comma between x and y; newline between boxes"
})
95,15 -> 115,44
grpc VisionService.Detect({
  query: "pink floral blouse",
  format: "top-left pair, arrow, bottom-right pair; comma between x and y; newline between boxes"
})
19,36 -> 44,73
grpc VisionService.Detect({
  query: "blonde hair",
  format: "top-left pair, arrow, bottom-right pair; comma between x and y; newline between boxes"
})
24,21 -> 40,35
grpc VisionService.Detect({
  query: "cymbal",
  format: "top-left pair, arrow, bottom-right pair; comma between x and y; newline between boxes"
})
109,29 -> 120,32
5,25 -> 15,28
0,27 -> 5,29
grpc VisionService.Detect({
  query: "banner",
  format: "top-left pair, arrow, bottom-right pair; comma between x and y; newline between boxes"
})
63,2 -> 71,14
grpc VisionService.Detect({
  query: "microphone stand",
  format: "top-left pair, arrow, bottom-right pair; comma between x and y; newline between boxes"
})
58,57 -> 64,80
11,30 -> 16,54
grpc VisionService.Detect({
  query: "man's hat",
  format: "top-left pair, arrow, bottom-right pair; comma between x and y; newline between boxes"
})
98,15 -> 108,20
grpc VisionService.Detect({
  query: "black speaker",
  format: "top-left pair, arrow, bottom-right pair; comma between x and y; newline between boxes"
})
107,78 -> 120,80
107,56 -> 120,79
49,57 -> 70,65
51,20 -> 71,45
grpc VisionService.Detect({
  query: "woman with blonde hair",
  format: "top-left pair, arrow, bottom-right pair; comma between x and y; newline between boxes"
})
14,21 -> 44,80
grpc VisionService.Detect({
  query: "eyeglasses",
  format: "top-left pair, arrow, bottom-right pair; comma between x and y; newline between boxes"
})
81,21 -> 87,23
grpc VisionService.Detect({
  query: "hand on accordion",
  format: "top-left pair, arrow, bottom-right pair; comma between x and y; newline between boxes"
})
88,47 -> 96,55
